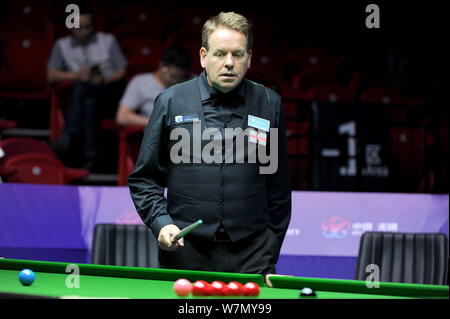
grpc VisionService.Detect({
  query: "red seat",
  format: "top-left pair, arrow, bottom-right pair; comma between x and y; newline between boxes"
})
391,124 -> 440,192
292,66 -> 336,92
284,46 -> 335,72
279,45 -> 335,83
99,119 -> 145,186
276,36 -> 308,54
120,38 -> 164,80
360,86 -> 408,105
1,153 -> 88,184
306,83 -> 355,102
245,14 -> 274,45
347,72 -> 390,98
390,127 -> 428,185
117,125 -> 145,186
0,137 -> 89,184
110,22 -> 164,44
361,86 -> 428,106
0,119 -> 17,131
106,3 -> 165,42
291,67 -> 354,101
0,0 -> 51,32
164,7 -> 211,34
247,46 -> 281,81
360,86 -> 412,123
0,25 -> 53,99
0,137 -> 55,157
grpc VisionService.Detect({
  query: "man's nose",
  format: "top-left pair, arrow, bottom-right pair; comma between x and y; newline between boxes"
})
224,53 -> 234,69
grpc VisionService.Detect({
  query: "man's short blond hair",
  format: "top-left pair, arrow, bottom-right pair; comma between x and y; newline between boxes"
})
202,12 -> 253,51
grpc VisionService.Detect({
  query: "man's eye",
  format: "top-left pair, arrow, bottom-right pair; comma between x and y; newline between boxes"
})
215,52 -> 224,57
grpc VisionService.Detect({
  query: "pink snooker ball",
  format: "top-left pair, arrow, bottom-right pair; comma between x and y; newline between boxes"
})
173,279 -> 192,297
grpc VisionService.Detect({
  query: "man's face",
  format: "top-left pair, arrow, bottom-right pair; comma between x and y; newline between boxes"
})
160,65 -> 188,88
72,14 -> 93,43
200,28 -> 252,93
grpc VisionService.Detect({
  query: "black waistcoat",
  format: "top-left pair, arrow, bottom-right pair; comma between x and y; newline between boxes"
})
165,77 -> 277,242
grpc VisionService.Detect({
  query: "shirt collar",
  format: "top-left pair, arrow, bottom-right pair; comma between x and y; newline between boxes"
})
198,71 -> 246,104
70,32 -> 97,47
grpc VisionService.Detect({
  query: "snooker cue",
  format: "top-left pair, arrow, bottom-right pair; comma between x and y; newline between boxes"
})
171,219 -> 203,243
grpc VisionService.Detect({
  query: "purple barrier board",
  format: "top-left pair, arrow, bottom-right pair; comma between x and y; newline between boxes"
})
0,184 -> 85,249
75,187 -> 449,257
285,191 -> 449,256
0,184 -> 448,278
78,186 -> 143,252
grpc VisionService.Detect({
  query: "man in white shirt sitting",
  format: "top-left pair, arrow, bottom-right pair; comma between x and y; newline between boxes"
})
116,46 -> 192,127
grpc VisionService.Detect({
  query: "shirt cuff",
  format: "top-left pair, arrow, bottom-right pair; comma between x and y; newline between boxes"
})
151,214 -> 175,237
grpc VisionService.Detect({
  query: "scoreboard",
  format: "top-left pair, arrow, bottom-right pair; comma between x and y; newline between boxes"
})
311,101 -> 393,191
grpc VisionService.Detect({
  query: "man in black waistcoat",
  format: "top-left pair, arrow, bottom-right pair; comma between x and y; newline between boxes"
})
128,12 -> 291,275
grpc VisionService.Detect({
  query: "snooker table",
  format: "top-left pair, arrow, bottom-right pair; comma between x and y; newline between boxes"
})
0,258 -> 448,299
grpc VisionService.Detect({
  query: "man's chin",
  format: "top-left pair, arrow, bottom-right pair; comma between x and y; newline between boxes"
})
218,79 -> 241,91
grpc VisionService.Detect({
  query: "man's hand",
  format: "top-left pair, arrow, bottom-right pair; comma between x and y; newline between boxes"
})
90,74 -> 104,85
77,67 -> 91,82
158,224 -> 184,251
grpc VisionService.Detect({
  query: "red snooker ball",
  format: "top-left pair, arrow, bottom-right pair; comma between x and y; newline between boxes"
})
173,279 -> 192,297
210,281 -> 226,296
243,282 -> 260,296
192,280 -> 212,296
227,281 -> 244,296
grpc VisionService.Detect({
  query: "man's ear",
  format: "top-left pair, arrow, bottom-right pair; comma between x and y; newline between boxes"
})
200,47 -> 207,68
161,65 -> 169,72
246,49 -> 252,69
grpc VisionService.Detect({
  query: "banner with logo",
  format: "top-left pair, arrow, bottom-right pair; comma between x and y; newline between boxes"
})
282,191 -> 448,256
0,184 -> 447,258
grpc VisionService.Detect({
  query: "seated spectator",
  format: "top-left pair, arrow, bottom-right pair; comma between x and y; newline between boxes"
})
116,45 -> 191,127
47,7 -> 127,171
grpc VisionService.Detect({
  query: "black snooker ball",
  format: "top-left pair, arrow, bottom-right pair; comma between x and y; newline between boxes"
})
300,287 -> 316,297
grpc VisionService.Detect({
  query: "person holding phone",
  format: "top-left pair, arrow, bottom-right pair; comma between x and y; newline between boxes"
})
47,6 -> 127,171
